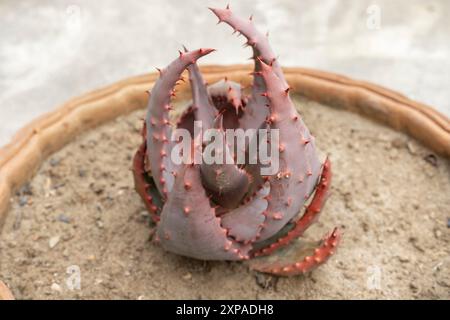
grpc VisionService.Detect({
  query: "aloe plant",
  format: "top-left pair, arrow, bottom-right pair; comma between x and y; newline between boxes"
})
133,6 -> 340,276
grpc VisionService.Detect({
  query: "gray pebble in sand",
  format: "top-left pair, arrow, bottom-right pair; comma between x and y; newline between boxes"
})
49,158 -> 60,167
57,214 -> 71,224
78,169 -> 87,177
19,196 -> 28,206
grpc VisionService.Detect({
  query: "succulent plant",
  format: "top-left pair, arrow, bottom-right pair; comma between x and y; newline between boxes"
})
133,6 -> 340,276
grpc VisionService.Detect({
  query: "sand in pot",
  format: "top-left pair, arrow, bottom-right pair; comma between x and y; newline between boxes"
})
0,96 -> 449,299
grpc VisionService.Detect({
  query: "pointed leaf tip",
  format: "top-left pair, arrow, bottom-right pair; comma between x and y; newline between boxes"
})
198,48 -> 216,55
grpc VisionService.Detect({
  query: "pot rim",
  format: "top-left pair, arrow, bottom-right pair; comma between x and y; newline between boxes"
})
0,280 -> 14,300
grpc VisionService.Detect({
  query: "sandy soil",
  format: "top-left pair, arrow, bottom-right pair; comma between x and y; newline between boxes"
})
0,96 -> 449,299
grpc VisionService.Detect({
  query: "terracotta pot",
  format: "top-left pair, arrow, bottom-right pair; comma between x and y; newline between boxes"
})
0,65 -> 448,299
0,280 -> 14,300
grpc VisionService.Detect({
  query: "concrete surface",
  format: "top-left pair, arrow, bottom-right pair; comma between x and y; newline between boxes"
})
1,0 -> 449,147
